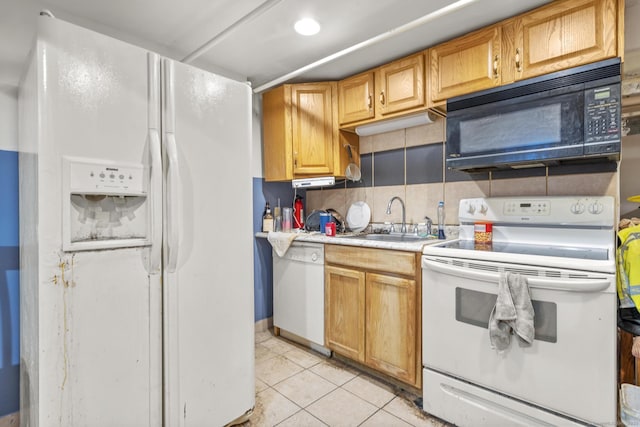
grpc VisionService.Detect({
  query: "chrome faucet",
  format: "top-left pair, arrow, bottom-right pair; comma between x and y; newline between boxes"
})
386,196 -> 407,233
424,216 -> 433,236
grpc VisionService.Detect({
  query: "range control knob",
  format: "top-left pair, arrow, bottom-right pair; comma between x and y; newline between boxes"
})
467,204 -> 476,214
479,204 -> 488,215
570,202 -> 585,214
589,201 -> 604,214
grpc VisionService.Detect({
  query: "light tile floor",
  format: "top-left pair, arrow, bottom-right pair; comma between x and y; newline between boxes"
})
244,329 -> 450,427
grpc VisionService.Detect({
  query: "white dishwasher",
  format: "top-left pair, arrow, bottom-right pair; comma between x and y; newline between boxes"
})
273,241 -> 326,349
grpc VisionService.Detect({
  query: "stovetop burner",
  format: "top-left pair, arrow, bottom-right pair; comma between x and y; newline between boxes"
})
423,196 -> 616,273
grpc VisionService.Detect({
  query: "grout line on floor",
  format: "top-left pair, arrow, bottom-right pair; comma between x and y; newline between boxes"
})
253,330 -> 435,427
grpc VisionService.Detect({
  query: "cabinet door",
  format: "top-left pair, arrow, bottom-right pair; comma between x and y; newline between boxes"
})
291,83 -> 336,175
262,85 -> 293,181
430,26 -> 502,102
338,72 -> 375,125
365,272 -> 417,385
377,53 -> 425,116
509,0 -> 617,81
325,265 -> 366,362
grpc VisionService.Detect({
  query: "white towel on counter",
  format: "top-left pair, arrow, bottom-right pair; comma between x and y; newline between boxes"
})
267,231 -> 297,257
488,272 -> 534,352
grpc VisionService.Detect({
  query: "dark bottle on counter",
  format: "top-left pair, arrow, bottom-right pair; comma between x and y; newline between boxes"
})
262,202 -> 274,232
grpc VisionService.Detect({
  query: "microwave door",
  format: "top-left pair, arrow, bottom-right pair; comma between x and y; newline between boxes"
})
446,90 -> 584,171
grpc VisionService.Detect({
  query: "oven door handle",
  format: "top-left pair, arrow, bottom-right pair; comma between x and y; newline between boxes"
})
423,259 -> 610,292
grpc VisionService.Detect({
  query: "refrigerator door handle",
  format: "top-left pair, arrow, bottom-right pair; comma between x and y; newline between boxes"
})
149,128 -> 162,273
166,131 -> 180,272
147,52 -> 162,274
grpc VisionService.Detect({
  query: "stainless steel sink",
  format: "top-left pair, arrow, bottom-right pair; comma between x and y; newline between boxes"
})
341,233 -> 435,242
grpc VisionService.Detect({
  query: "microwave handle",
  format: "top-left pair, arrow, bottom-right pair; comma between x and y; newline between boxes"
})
423,259 -> 610,292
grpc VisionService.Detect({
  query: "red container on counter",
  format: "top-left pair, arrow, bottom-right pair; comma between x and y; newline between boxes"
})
325,222 -> 336,237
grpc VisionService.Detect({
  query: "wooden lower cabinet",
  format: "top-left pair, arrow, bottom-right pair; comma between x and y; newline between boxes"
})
324,244 -> 422,388
324,265 -> 365,362
365,272 -> 417,385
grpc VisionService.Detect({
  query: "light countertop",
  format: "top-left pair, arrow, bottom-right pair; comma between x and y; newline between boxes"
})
255,228 -> 458,253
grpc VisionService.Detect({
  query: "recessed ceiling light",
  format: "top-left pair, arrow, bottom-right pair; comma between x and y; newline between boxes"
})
294,18 -> 320,36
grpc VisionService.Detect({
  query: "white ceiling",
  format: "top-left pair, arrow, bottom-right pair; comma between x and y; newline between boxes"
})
1,0 -> 639,93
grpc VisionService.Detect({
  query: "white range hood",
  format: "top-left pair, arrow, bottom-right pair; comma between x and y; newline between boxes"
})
291,176 -> 335,188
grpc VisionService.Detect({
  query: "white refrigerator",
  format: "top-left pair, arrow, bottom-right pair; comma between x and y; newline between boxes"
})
19,16 -> 255,427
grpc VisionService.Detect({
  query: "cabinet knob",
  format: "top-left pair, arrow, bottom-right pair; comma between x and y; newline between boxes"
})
493,55 -> 499,78
367,94 -> 372,109
515,48 -> 522,72
379,91 -> 385,105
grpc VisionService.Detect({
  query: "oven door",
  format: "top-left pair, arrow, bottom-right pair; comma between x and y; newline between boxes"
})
421,256 -> 616,426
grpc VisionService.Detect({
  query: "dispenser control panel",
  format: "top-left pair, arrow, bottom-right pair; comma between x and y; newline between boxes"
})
66,158 -> 147,195
62,157 -> 150,252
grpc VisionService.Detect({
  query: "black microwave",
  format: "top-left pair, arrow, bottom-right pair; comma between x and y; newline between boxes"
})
446,58 -> 621,172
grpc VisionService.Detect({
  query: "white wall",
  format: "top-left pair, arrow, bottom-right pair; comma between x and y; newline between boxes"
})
0,86 -> 18,151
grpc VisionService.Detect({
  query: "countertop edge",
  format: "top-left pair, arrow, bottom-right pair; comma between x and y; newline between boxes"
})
255,231 -> 450,252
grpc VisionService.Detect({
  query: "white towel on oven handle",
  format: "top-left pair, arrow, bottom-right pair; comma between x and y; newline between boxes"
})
489,272 -> 518,351
488,272 -> 534,351
510,272 -> 535,347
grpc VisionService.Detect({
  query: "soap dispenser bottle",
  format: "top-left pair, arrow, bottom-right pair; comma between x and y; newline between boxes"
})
437,201 -> 446,239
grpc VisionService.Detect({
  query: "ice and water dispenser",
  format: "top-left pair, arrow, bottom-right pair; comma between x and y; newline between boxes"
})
62,157 -> 150,251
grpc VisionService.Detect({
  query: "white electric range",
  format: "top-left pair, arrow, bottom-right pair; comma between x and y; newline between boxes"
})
421,196 -> 617,426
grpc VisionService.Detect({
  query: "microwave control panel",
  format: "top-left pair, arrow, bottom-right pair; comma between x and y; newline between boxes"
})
584,84 -> 621,150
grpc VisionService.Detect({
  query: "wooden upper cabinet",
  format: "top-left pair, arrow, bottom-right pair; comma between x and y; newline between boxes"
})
263,82 -> 343,181
430,26 -> 502,102
377,52 -> 425,116
291,83 -> 336,175
503,0 -> 618,83
338,72 -> 375,125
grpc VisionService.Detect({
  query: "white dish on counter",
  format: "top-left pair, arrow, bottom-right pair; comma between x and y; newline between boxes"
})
346,201 -> 371,232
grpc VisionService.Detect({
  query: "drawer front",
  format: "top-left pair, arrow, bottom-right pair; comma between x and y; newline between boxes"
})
325,244 -> 416,276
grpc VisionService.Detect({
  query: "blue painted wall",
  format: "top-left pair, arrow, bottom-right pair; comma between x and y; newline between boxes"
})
0,149 -> 20,416
252,178 -> 301,322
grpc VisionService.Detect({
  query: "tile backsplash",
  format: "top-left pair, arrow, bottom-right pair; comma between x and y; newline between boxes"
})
306,117 -> 619,227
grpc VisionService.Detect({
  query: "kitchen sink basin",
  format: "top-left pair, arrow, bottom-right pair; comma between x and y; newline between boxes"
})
342,233 -> 436,243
